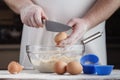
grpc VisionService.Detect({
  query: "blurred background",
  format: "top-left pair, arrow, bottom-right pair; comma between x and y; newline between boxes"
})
0,1 -> 120,69
0,1 -> 22,69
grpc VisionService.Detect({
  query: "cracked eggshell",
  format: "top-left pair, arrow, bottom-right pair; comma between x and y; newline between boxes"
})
8,61 -> 23,74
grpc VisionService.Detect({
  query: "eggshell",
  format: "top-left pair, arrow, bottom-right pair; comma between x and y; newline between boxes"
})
8,61 -> 23,74
54,32 -> 67,45
67,61 -> 83,75
54,61 -> 67,75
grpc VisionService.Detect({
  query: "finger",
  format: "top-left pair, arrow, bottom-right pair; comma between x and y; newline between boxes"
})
27,17 -> 34,27
22,14 -> 33,27
66,30 -> 85,45
35,11 -> 43,27
59,30 -> 78,46
68,30 -> 78,40
67,19 -> 76,27
60,37 -> 77,46
58,39 -> 71,47
21,16 -> 29,26
41,11 -> 48,20
30,14 -> 39,28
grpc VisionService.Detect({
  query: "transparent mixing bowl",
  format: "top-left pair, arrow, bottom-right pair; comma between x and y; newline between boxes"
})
26,45 -> 84,72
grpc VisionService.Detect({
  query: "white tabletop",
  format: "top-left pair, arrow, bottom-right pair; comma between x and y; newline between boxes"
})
0,69 -> 120,79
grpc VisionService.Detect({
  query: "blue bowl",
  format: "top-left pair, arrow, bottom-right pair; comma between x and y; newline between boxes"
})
95,65 -> 114,75
80,54 -> 99,65
82,64 -> 96,74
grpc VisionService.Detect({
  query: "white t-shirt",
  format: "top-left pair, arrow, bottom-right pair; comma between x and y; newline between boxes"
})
20,0 -> 107,69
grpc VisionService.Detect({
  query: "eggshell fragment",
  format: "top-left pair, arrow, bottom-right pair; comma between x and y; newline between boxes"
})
54,32 -> 67,45
8,61 -> 23,74
67,61 -> 83,75
54,61 -> 67,75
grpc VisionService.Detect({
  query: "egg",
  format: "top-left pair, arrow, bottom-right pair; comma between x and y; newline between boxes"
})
67,61 -> 83,75
54,32 -> 67,45
8,61 -> 23,74
54,61 -> 67,75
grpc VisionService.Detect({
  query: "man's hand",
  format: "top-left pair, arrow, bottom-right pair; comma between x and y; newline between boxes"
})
20,4 -> 47,27
58,18 -> 88,47
58,0 -> 120,47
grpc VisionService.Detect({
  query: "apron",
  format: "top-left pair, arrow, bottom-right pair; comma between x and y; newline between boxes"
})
20,0 -> 107,69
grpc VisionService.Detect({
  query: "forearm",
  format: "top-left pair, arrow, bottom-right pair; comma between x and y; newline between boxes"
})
83,0 -> 120,30
4,0 -> 34,14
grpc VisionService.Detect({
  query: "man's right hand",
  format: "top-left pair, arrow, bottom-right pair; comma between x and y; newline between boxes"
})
20,4 -> 48,28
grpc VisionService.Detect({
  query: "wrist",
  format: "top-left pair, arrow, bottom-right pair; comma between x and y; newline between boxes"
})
79,18 -> 91,33
19,1 -> 35,14
82,18 -> 92,31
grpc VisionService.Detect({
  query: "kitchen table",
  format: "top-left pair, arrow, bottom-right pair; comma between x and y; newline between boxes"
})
0,69 -> 120,80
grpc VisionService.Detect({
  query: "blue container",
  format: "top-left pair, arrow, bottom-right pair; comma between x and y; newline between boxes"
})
95,65 -> 114,75
80,54 -> 99,74
80,54 -> 99,65
82,64 -> 96,74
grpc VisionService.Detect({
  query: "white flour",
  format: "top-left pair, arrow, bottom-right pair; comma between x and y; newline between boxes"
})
28,45 -> 83,72
31,55 -> 80,72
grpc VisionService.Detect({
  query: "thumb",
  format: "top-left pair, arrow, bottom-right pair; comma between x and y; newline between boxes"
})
41,11 -> 48,20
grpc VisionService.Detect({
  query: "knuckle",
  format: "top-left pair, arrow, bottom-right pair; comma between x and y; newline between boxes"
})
71,18 -> 77,22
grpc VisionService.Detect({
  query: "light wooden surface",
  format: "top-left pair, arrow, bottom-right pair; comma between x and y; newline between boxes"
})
0,69 -> 120,79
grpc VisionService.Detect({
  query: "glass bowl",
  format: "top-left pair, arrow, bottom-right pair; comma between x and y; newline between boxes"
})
26,45 -> 84,72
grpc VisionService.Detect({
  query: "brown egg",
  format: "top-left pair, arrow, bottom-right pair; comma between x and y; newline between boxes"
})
54,61 -> 67,75
67,61 -> 83,75
8,61 -> 23,74
54,32 -> 67,45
